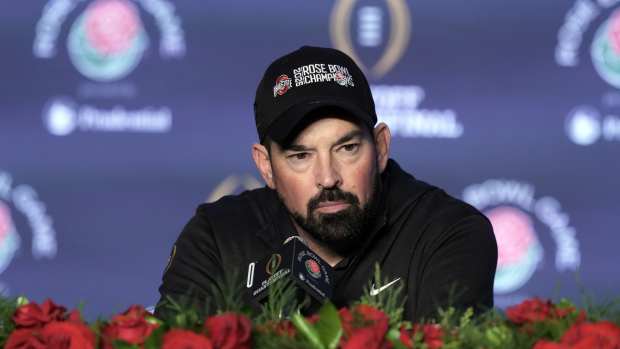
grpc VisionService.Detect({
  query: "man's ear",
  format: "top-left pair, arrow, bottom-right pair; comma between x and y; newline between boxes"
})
373,122 -> 391,173
252,143 -> 275,189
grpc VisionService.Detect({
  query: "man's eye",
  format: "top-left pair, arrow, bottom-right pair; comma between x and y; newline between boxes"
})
289,152 -> 309,160
341,143 -> 360,152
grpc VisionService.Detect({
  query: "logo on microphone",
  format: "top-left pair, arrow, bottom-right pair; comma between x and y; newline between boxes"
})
266,253 -> 282,276
305,259 -> 322,279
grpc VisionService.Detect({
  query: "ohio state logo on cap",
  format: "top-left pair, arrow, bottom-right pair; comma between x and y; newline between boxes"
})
273,74 -> 292,97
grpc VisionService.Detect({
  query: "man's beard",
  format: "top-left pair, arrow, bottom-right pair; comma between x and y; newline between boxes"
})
284,172 -> 382,256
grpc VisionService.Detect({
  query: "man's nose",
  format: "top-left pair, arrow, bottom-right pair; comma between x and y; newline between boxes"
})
315,155 -> 342,189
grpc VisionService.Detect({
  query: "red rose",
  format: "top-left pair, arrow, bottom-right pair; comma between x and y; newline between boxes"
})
398,323 -> 444,349
561,321 -> 620,349
506,298 -> 554,324
13,299 -> 67,329
5,329 -> 46,349
204,313 -> 252,349
66,309 -> 83,324
101,305 -> 159,348
306,313 -> 321,324
40,321 -> 96,349
553,306 -> 575,319
415,324 -> 444,349
399,326 -> 413,348
339,304 -> 389,337
256,320 -> 296,337
162,329 -> 213,349
343,327 -> 390,349
339,305 -> 390,349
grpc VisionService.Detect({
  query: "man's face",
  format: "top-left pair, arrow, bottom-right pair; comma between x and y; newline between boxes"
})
268,116 -> 381,254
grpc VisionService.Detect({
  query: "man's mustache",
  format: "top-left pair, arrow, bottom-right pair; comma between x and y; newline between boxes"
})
307,188 -> 360,213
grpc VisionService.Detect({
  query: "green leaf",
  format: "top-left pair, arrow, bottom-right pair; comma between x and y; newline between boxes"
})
15,296 -> 29,307
314,303 -> 342,349
112,340 -> 140,349
144,325 -> 166,349
292,311 -> 324,349
386,328 -> 409,349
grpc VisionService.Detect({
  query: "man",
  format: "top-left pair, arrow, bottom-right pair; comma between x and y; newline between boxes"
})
156,46 -> 497,322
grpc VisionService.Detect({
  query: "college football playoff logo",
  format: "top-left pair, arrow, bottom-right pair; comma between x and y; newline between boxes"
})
330,0 -> 411,78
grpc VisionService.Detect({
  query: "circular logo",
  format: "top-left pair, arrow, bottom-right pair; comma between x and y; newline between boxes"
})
304,259 -> 322,279
485,206 -> 543,294
0,201 -> 20,275
266,253 -> 282,275
43,98 -> 77,136
592,9 -> 620,88
67,0 -> 149,81
565,106 -> 602,146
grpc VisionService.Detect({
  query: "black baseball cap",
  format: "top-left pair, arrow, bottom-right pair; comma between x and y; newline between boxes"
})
254,46 -> 377,144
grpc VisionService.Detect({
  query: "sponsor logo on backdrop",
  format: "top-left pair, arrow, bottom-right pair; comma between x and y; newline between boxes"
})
44,97 -> 172,135
462,180 -> 581,307
34,0 -> 186,135
372,85 -> 464,138
0,171 -> 58,296
565,105 -> 620,145
330,0 -> 464,139
206,175 -> 263,203
556,0 -> 620,145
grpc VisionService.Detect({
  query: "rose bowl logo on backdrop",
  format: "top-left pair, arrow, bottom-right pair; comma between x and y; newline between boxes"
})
67,0 -> 149,82
556,1 -> 620,145
591,8 -> 620,89
0,171 -> 57,296
483,206 -> 543,294
34,0 -> 186,136
0,202 -> 20,277
35,0 -> 186,81
462,180 -> 581,305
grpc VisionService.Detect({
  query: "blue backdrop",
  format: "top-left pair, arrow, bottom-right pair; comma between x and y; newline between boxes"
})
0,0 -> 618,319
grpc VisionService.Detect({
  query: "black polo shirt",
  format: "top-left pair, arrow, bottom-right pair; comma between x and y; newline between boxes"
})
156,159 -> 497,322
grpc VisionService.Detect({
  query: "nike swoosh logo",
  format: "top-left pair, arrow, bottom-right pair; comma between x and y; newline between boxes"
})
369,277 -> 401,296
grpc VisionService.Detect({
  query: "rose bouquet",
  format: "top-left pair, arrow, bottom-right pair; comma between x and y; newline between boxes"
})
0,270 -> 618,348
1,296 -> 619,348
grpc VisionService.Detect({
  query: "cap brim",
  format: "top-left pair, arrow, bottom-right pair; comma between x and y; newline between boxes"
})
266,98 -> 375,145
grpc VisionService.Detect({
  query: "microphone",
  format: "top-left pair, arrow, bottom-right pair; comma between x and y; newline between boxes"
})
245,236 -> 333,311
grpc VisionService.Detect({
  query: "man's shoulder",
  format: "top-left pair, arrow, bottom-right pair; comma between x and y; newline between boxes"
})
197,186 -> 270,213
385,160 -> 488,229
194,186 -> 276,229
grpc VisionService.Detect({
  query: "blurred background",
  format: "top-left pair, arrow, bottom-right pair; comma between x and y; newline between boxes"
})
0,0 -> 618,320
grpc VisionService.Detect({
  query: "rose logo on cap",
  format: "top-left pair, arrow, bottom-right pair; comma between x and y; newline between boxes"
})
273,74 -> 292,97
